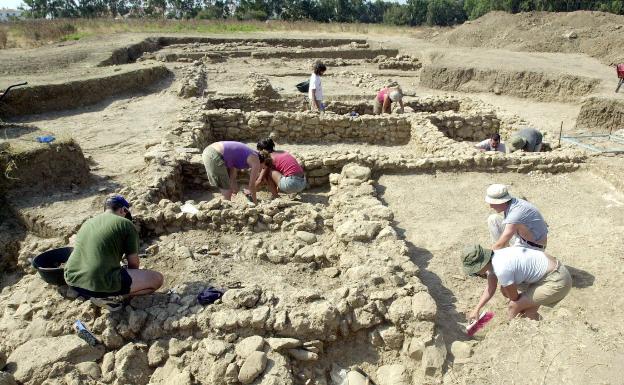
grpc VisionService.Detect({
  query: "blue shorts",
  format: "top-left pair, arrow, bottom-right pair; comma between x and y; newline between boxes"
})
71,268 -> 132,298
279,175 -> 306,194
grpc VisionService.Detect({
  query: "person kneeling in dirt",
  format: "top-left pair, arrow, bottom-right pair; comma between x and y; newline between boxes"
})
462,244 -> 572,321
64,195 -> 164,311
373,86 -> 404,114
485,184 -> 548,250
475,133 -> 506,152
255,137 -> 306,198
202,141 -> 262,204
508,127 -> 544,152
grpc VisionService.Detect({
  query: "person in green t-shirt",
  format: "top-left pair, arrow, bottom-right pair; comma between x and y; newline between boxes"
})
64,195 -> 163,311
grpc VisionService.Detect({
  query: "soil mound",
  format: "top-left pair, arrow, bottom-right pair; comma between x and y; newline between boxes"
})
435,11 -> 624,65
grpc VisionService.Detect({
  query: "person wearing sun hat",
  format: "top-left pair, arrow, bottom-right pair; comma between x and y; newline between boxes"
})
373,85 -> 404,114
508,127 -> 543,152
64,194 -> 164,311
461,244 -> 572,321
485,184 -> 548,250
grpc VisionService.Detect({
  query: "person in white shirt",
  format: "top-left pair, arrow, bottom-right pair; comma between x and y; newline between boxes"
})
309,62 -> 326,112
475,133 -> 506,152
461,244 -> 572,321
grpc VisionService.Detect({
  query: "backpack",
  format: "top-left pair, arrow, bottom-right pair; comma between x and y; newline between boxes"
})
296,80 -> 310,93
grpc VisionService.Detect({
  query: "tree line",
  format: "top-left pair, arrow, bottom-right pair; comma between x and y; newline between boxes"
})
19,0 -> 624,26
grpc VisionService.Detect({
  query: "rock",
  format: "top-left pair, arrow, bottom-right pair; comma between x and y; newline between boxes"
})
0,372 -> 17,385
238,351 -> 267,384
222,287 -> 261,308
346,370 -> 369,385
128,308 -> 148,333
405,336 -> 427,361
376,364 -> 409,385
0,351 -> 6,369
378,326 -> 404,350
150,357 -> 192,385
341,164 -> 371,181
266,338 -> 301,351
224,362 -> 239,383
114,343 -> 151,385
148,340 -> 169,367
335,219 -> 381,242
75,362 -> 101,379
203,339 -> 231,357
296,231 -> 317,244
451,341 -> 474,361
257,351 -> 294,385
412,291 -> 437,321
287,349 -> 318,361
100,351 -> 115,376
564,31 -> 578,39
387,296 -> 413,325
422,336 -> 446,377
6,335 -> 104,384
235,336 -> 265,358
169,338 -> 191,356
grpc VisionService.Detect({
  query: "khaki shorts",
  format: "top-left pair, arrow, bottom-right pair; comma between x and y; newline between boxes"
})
202,146 -> 230,190
526,263 -> 572,306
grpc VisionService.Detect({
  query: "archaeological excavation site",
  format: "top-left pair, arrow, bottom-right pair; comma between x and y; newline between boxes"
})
1,11 -> 624,385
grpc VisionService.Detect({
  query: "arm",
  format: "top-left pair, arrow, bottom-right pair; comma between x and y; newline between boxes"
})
398,99 -> 404,113
469,272 -> 498,321
247,156 -> 261,203
126,253 -> 140,269
500,283 -> 520,301
492,223 -> 518,250
229,168 -> 238,194
255,166 -> 268,189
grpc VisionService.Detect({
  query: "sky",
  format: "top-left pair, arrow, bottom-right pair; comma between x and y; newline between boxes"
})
1,0 -> 24,10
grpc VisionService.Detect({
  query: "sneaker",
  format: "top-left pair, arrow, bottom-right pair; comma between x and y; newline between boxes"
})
89,296 -> 124,312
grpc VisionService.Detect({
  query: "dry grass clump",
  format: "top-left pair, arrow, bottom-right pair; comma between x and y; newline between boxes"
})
0,26 -> 7,49
1,18 -> 419,49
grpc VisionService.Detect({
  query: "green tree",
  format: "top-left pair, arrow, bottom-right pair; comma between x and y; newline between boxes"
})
383,3 -> 410,25
426,0 -> 466,25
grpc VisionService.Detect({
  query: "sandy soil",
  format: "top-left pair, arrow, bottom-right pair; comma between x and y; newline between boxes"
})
379,170 -> 624,384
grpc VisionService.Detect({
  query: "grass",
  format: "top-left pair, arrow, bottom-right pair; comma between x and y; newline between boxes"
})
1,18 -> 420,49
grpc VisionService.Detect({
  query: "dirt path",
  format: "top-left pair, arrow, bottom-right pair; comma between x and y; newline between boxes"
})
379,170 -> 624,383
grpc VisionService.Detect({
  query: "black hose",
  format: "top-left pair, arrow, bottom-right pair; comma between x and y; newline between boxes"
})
0,82 -> 28,102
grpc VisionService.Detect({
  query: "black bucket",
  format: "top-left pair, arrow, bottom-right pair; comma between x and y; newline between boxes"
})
31,247 -> 73,286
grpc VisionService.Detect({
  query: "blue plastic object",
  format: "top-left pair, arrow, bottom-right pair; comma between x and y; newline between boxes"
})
36,135 -> 56,143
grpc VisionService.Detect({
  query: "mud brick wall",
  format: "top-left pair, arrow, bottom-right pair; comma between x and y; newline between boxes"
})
202,110 -> 412,145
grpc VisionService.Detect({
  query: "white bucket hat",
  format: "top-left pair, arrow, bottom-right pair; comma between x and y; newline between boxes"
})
485,184 -> 513,204
389,90 -> 402,102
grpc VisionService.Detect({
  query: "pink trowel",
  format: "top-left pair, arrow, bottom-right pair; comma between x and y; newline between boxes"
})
466,311 -> 494,336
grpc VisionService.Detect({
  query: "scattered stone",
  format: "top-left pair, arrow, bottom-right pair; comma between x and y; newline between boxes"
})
376,364 -> 409,385
222,287 -> 261,308
422,335 -> 447,377
266,338 -> 302,351
238,351 -> 267,384
203,339 -> 231,357
296,231 -> 317,244
114,343 -> 151,385
287,349 -> 318,361
235,336 -> 265,358
6,335 -> 104,384
75,361 -> 101,379
0,372 -> 17,385
148,340 -> 168,367
169,338 -> 192,356
412,291 -> 437,321
451,341 -> 474,361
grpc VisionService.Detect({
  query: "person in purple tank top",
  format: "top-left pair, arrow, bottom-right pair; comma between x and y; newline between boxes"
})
202,141 -> 262,203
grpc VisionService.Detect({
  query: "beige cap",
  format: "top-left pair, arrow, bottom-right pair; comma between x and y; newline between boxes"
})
485,184 -> 512,204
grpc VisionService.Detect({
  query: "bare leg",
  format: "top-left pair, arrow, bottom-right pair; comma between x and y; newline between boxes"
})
268,170 -> 283,198
221,189 -> 233,200
508,294 -> 540,320
127,269 -> 164,296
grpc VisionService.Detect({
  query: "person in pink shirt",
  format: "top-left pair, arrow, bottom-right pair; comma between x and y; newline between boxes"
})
373,86 -> 404,114
255,138 -> 306,198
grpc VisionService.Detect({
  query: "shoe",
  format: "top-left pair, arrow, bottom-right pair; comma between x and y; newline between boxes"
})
89,296 -> 124,312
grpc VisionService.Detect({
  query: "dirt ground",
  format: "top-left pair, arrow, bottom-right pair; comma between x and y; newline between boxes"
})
379,171 -> 624,384
1,10 -> 624,385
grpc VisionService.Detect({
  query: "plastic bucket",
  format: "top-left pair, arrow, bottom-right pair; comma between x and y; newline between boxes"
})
31,247 -> 73,286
